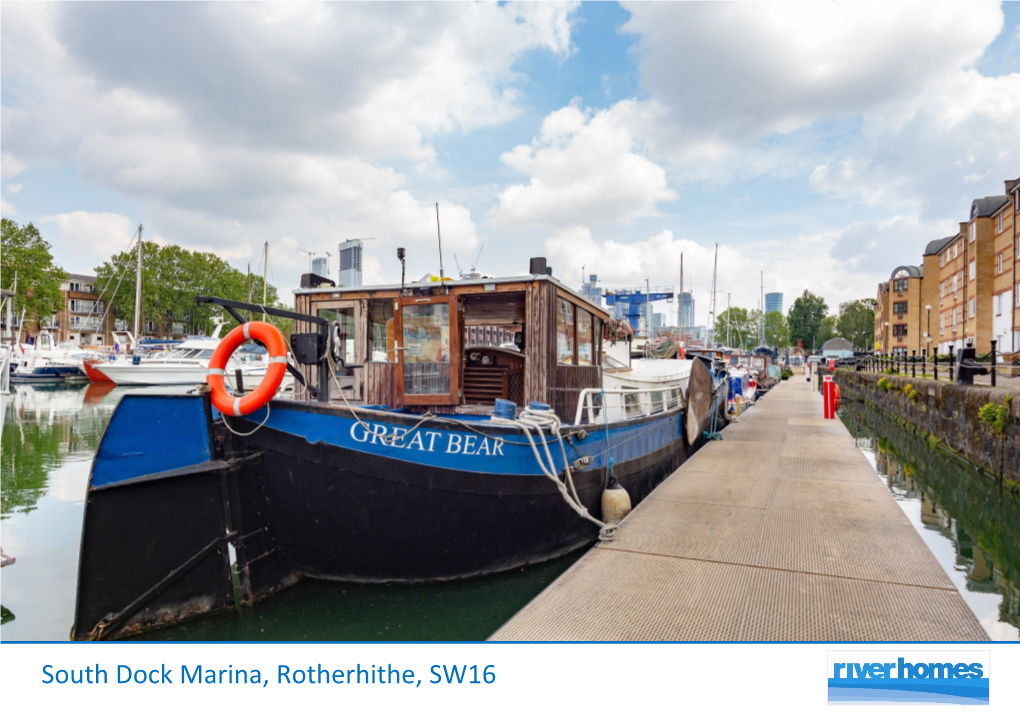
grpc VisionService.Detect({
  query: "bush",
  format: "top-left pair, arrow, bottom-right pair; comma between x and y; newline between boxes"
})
877,376 -> 890,392
904,383 -> 917,401
780,367 -> 793,380
979,396 -> 1012,436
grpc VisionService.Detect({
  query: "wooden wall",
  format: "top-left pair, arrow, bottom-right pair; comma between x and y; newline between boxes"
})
364,361 -> 397,408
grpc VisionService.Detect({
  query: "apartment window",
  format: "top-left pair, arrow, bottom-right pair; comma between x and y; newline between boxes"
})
969,260 -> 976,280
892,324 -> 907,337
892,278 -> 909,293
940,312 -> 945,334
955,242 -> 959,258
893,302 -> 908,315
953,275 -> 958,294
996,295 -> 1002,316
969,298 -> 976,319
1017,235 -> 1020,259
999,213 -> 1005,234
941,252 -> 946,267
1016,284 -> 1020,307
998,253 -> 1004,274
970,222 -> 976,241
940,281 -> 946,300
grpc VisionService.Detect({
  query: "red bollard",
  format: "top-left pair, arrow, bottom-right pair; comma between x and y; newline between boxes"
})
823,375 -> 835,419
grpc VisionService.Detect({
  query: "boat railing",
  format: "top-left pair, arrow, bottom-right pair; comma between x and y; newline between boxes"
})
573,384 -> 687,426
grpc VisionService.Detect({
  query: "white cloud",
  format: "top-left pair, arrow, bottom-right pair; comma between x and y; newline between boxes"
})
0,2 -> 576,284
621,2 -> 1003,151
491,101 -> 676,228
543,225 -> 880,323
1,152 -> 26,180
6,183 -> 23,194
40,211 -> 141,271
1,197 -> 16,216
810,69 -> 1020,217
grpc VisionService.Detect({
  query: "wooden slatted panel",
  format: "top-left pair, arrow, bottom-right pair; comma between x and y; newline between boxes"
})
464,367 -> 509,403
552,364 -> 601,421
364,361 -> 397,408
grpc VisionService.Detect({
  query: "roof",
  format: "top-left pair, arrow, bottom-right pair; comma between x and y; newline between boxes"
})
1007,178 -> 1020,194
821,337 -> 853,351
68,273 -> 97,282
889,264 -> 922,280
923,235 -> 956,256
970,195 -> 1010,219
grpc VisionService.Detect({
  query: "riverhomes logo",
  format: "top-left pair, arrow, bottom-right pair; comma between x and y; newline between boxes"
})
828,651 -> 989,705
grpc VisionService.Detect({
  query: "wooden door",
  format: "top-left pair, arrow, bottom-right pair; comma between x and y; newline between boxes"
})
395,295 -> 460,406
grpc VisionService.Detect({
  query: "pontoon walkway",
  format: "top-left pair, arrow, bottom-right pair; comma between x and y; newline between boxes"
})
491,377 -> 988,641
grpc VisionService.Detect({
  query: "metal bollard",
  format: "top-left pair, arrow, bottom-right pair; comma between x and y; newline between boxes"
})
912,350 -> 916,378
991,340 -> 997,387
922,349 -> 926,378
949,345 -> 955,380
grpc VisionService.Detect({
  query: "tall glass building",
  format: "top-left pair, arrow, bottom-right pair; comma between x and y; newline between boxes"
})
338,239 -> 363,288
765,292 -> 783,314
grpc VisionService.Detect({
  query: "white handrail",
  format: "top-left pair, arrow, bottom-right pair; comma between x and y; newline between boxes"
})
573,384 -> 687,426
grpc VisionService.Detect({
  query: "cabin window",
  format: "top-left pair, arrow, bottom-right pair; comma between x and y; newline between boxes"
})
319,308 -> 355,364
368,300 -> 395,362
577,310 -> 594,365
557,298 -> 575,364
401,303 -> 451,396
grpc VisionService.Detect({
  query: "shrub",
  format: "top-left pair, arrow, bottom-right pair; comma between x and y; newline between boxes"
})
780,367 -> 793,381
904,383 -> 917,401
877,377 -> 890,392
979,397 -> 1012,436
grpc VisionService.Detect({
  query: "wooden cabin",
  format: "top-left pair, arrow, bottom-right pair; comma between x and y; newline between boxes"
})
292,263 -> 611,419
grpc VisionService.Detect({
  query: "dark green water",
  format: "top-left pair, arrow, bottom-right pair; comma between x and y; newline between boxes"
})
0,383 -> 580,641
839,399 -> 1020,641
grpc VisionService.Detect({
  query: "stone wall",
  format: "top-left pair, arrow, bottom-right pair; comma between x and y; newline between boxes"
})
835,370 -> 1020,488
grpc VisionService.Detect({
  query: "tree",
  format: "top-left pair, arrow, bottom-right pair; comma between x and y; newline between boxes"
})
0,218 -> 66,325
836,299 -> 875,351
764,311 -> 789,348
94,241 -> 281,336
715,307 -> 750,348
816,315 -> 838,346
788,290 -> 829,350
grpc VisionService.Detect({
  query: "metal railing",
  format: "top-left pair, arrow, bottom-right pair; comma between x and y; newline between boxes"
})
574,384 -> 687,426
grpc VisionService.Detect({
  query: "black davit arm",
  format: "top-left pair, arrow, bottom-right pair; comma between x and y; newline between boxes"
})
195,295 -> 331,402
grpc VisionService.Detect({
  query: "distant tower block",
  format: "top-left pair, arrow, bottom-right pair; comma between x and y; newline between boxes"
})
312,257 -> 328,278
765,292 -> 784,314
338,239 -> 364,288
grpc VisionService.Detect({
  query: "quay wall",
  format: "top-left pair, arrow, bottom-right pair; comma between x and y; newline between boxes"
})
835,370 -> 1020,489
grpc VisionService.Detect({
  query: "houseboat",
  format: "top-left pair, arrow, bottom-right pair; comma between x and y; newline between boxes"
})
72,258 -> 725,639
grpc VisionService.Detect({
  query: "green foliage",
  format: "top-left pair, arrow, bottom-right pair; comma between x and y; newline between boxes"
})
764,311 -> 789,348
94,241 -> 283,335
904,383 -> 917,401
715,306 -> 756,348
816,315 -> 838,347
0,218 -> 67,325
836,299 -> 876,351
787,290 -> 828,349
780,367 -> 793,380
978,397 -> 1012,436
878,376 -> 890,392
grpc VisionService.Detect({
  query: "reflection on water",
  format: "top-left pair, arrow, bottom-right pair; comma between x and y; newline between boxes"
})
840,399 -> 1020,641
1,383 -> 579,641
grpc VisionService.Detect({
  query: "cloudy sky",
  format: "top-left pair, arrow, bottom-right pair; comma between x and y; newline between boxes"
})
2,1 -> 1018,325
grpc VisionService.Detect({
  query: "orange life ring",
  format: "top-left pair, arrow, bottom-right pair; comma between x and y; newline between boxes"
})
207,321 -> 288,417
834,384 -> 841,412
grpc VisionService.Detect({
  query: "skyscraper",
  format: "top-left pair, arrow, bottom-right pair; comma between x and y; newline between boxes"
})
678,292 -> 695,329
765,292 -> 783,314
338,239 -> 363,288
580,274 -> 602,306
312,256 -> 328,278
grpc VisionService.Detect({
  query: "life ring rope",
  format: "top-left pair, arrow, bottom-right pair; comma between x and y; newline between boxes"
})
207,320 -> 288,418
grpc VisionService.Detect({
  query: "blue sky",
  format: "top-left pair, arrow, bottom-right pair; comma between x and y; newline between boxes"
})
2,2 -> 1018,326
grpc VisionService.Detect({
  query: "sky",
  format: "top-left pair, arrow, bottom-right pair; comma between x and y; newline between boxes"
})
2,1 -> 1019,327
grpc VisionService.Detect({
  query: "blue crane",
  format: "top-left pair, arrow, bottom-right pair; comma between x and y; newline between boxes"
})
603,287 -> 674,333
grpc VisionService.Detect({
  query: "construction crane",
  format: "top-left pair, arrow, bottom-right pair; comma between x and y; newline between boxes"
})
603,286 -> 674,335
300,250 -> 316,273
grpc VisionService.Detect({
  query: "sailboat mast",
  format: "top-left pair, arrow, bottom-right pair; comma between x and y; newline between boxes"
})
678,253 -> 684,341
262,241 -> 269,322
133,224 -> 142,342
709,243 -> 718,346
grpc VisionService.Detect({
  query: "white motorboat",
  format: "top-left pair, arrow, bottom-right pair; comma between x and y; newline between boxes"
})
10,333 -> 90,382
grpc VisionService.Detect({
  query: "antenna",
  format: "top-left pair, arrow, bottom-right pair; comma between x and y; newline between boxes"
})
708,243 -> 718,346
435,203 -> 446,281
300,249 -> 316,273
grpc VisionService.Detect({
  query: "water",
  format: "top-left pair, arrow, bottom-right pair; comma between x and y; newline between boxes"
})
0,383 -> 579,641
839,399 -> 1020,641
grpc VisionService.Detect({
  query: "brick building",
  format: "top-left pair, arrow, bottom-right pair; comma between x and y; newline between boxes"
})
873,176 -> 1020,359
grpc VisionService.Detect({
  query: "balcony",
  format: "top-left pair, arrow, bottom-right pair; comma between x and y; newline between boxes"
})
70,317 -> 102,332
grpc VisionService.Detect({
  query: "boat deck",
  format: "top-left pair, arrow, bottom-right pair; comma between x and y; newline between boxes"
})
490,376 -> 989,641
